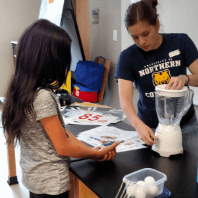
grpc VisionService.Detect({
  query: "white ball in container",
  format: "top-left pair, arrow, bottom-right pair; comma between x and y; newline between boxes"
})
148,185 -> 158,196
135,186 -> 146,198
137,181 -> 146,186
144,176 -> 155,184
136,181 -> 148,194
127,184 -> 136,197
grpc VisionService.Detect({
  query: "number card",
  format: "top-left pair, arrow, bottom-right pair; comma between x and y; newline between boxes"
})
64,112 -> 118,125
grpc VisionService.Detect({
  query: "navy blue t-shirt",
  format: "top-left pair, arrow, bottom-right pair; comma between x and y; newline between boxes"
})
115,33 -> 198,128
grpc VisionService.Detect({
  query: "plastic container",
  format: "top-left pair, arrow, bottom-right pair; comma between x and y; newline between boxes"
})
123,168 -> 167,198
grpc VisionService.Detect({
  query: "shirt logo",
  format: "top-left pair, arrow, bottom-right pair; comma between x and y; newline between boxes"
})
169,49 -> 180,58
152,69 -> 171,86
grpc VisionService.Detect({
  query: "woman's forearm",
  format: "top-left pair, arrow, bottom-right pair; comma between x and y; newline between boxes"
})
186,74 -> 198,87
120,98 -> 143,129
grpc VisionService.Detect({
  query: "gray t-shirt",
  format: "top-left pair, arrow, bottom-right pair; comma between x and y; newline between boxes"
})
20,89 -> 71,195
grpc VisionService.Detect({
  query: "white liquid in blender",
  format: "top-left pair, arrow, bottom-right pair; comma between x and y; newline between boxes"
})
157,124 -> 180,134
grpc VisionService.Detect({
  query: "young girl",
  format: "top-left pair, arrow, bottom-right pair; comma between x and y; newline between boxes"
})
2,19 -> 119,198
115,0 -> 198,156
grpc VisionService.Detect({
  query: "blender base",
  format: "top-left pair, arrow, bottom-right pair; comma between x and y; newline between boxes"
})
152,124 -> 183,157
152,147 -> 183,157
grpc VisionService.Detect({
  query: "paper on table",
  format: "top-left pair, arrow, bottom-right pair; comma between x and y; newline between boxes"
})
116,144 -> 147,153
116,137 -> 146,152
89,108 -> 126,124
77,126 -> 147,153
77,135 -> 147,153
78,126 -> 138,141
77,135 -> 102,147
62,105 -> 126,125
63,112 -> 118,125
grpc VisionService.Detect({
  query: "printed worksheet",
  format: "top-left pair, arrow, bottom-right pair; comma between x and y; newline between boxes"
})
77,126 -> 147,153
78,126 -> 136,141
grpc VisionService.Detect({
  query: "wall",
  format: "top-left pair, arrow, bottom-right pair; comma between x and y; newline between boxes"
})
89,0 -> 121,108
121,0 -> 139,119
0,1 -> 41,97
158,0 -> 198,45
121,0 -> 133,52
157,0 -> 198,115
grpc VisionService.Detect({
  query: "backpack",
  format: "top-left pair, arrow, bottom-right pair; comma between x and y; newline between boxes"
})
74,56 -> 105,91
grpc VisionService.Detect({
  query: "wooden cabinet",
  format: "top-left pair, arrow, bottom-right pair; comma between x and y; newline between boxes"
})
75,0 -> 90,60
69,172 -> 99,198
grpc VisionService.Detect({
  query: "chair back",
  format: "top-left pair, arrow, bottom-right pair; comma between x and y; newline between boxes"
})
95,57 -> 111,103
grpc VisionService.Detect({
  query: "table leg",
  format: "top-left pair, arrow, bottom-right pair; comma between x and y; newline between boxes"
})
7,145 -> 18,185
0,98 -> 17,185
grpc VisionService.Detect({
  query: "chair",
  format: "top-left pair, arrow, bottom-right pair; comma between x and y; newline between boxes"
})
94,57 -> 111,103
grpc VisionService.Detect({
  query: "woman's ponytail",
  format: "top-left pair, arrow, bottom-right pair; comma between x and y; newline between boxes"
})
142,0 -> 158,11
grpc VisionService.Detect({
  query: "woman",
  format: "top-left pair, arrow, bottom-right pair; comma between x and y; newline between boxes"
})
115,0 -> 198,157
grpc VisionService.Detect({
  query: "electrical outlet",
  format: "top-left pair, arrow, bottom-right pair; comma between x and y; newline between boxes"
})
113,30 -> 117,41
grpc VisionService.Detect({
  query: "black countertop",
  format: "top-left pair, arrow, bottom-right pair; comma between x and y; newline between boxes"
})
66,96 -> 198,198
66,122 -> 197,198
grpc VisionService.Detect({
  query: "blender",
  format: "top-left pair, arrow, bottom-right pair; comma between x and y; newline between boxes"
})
152,84 -> 194,157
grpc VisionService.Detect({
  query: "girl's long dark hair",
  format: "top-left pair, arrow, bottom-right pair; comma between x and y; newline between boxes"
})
2,19 -> 72,147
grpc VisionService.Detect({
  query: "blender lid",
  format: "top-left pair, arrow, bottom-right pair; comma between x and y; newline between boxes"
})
155,84 -> 188,97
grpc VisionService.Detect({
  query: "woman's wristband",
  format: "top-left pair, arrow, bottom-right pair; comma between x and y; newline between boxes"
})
184,74 -> 190,85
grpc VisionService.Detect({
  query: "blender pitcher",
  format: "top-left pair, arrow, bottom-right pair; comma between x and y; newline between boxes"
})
152,85 -> 194,157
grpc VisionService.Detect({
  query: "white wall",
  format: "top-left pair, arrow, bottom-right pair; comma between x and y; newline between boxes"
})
89,0 -> 121,108
121,0 -> 133,51
121,0 -> 139,117
157,0 -> 198,113
158,0 -> 198,45
0,1 -> 41,97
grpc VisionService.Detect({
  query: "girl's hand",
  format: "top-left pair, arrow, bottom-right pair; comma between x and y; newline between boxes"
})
165,75 -> 187,90
94,150 -> 116,161
136,122 -> 157,146
92,142 -> 119,161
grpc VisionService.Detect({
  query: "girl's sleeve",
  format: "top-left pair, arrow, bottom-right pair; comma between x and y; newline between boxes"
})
115,50 -> 135,82
182,34 -> 198,67
33,90 -> 58,121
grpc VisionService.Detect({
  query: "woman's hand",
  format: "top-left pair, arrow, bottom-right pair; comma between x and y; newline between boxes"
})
92,142 -> 119,161
165,75 -> 188,90
135,122 -> 157,146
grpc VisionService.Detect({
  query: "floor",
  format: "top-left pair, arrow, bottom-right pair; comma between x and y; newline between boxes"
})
0,127 -> 29,198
